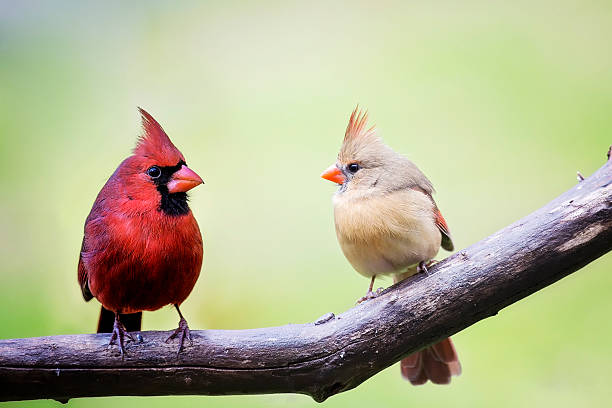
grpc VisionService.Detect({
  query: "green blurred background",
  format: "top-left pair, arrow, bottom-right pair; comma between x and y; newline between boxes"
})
1,1 -> 611,407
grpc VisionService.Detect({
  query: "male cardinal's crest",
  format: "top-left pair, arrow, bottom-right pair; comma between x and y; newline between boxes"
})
78,108 -> 204,356
134,107 -> 185,166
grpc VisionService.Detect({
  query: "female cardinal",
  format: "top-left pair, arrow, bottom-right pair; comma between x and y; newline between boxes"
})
78,108 -> 204,356
321,107 -> 461,385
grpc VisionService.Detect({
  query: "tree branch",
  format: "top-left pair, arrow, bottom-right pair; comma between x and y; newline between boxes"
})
1,150 -> 611,403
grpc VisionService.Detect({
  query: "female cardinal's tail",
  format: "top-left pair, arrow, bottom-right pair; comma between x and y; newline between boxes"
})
97,306 -> 142,333
400,337 -> 461,385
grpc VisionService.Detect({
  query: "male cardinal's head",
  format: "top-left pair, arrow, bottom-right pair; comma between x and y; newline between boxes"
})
321,107 -> 433,195
115,108 -> 203,216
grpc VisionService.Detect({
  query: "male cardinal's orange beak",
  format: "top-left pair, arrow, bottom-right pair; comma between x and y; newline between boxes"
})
321,164 -> 346,185
167,165 -> 204,193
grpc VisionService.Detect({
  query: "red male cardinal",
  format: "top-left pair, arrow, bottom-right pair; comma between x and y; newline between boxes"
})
321,107 -> 461,385
78,108 -> 204,356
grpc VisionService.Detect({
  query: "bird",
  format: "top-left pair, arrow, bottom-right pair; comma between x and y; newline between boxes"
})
321,107 -> 461,385
78,108 -> 204,356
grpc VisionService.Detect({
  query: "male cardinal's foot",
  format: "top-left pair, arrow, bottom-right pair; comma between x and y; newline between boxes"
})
108,314 -> 135,358
166,317 -> 192,354
166,304 -> 192,354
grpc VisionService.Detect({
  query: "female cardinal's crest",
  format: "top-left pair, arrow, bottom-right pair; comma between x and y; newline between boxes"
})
134,108 -> 185,166
344,106 -> 376,142
339,106 -> 381,162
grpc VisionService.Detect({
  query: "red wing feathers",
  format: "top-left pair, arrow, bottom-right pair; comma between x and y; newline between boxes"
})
434,208 -> 450,237
435,208 -> 454,251
78,252 -> 93,301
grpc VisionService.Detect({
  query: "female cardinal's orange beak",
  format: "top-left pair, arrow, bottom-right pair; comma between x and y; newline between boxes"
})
167,165 -> 204,193
321,164 -> 346,185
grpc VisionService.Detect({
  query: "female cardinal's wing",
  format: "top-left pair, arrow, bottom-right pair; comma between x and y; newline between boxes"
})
412,186 -> 455,252
434,208 -> 454,252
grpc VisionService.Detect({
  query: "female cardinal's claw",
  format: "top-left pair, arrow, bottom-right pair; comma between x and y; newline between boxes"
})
356,288 -> 384,304
417,261 -> 430,274
166,317 -> 192,354
417,260 -> 438,275
357,276 -> 385,304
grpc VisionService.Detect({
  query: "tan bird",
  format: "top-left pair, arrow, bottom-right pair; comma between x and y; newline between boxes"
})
321,107 -> 461,385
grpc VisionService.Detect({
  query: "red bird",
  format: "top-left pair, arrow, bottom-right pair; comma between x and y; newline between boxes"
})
78,108 -> 204,355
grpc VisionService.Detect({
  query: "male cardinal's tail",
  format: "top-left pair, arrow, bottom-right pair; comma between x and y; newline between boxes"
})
400,337 -> 461,385
97,306 -> 142,333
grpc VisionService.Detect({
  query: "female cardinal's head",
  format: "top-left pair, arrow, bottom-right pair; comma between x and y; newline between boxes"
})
321,107 -> 433,196
114,108 -> 203,216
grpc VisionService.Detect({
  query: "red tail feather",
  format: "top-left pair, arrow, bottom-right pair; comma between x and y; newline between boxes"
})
400,337 -> 461,385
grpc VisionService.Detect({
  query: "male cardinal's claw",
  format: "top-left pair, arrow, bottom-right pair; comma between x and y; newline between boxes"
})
108,318 -> 134,358
166,317 -> 192,354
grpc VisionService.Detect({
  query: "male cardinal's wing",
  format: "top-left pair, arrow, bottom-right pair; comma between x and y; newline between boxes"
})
78,240 -> 94,301
78,198 -> 106,302
434,208 -> 454,252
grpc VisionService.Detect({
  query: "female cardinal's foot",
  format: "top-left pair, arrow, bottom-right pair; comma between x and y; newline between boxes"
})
166,304 -> 192,354
108,313 -> 135,358
417,261 -> 429,274
357,287 -> 384,304
417,259 -> 439,274
357,276 -> 384,303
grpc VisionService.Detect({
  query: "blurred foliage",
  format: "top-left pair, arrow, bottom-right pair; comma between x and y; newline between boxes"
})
0,1 -> 611,407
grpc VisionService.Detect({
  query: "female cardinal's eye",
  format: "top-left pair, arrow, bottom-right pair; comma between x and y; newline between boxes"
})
347,163 -> 360,173
147,166 -> 161,179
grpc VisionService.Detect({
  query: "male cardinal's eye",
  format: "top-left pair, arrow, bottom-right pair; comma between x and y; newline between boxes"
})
147,166 -> 161,179
347,163 -> 360,173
